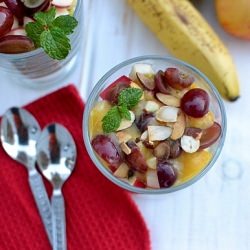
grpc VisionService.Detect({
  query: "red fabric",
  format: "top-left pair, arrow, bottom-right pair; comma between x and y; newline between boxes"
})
0,85 -> 150,250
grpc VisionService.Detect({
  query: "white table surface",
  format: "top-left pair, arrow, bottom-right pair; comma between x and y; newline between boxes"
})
1,1 -> 250,250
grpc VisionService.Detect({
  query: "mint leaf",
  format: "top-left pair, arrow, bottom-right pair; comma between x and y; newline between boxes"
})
40,27 -> 71,60
25,22 -> 44,47
102,107 -> 121,133
53,15 -> 78,35
34,7 -> 56,26
118,88 -> 143,109
118,105 -> 131,120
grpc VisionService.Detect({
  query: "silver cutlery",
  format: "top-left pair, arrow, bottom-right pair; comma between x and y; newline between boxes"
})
0,107 -> 53,244
36,123 -> 76,250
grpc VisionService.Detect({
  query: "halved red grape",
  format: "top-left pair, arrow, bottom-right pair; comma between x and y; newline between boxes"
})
4,0 -> 25,25
135,112 -> 156,132
125,141 -> 148,173
0,6 -> 14,37
0,35 -> 34,53
181,88 -> 209,118
136,72 -> 155,90
100,75 -> 131,104
157,161 -> 177,188
154,70 -> 169,94
92,134 -> 122,168
165,68 -> 194,90
200,122 -> 221,149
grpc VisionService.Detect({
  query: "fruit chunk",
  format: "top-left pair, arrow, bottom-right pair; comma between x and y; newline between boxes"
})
215,0 -> 250,40
155,70 -> 169,94
181,89 -> 209,118
114,163 -> 129,178
153,141 -> 170,160
0,6 -> 14,37
52,0 -> 73,8
186,111 -> 214,129
0,35 -> 34,53
146,169 -> 160,188
4,0 -> 25,25
200,122 -> 221,149
129,63 -> 154,81
165,68 -> 194,90
169,140 -> 182,159
92,134 -> 122,168
179,150 -> 212,183
146,157 -> 157,170
157,161 -> 177,188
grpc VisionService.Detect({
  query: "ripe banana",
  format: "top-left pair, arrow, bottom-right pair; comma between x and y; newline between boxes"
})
128,0 -> 240,101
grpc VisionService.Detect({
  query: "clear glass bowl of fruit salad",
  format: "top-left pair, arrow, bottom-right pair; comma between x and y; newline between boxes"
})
0,0 -> 83,87
83,56 -> 226,194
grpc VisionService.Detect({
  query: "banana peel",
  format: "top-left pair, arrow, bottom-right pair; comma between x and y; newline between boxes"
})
128,0 -> 240,101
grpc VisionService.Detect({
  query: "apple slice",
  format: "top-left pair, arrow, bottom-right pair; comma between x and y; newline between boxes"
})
146,169 -> 160,189
129,63 -> 154,81
52,0 -> 73,8
55,7 -> 69,17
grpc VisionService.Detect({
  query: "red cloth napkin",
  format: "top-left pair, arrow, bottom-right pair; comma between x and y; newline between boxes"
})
0,85 -> 150,250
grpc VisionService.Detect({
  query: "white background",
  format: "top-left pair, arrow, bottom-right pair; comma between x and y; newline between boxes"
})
1,1 -> 250,250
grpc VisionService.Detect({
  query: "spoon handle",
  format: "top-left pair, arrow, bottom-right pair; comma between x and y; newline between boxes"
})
29,170 -> 53,245
52,193 -> 66,250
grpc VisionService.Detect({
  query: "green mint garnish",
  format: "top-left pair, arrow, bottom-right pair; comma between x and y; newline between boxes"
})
25,7 -> 78,60
102,87 -> 143,133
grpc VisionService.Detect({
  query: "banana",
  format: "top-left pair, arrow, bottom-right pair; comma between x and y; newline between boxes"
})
128,0 -> 240,101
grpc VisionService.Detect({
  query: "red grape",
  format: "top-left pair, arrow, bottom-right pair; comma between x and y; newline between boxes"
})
135,112 -> 156,132
0,35 -> 35,53
181,88 -> 209,118
4,0 -> 25,25
200,122 -> 221,149
165,68 -> 194,90
157,161 -> 177,188
125,141 -> 148,173
154,70 -> 169,94
0,6 -> 14,38
169,140 -> 182,159
25,0 -> 50,16
92,134 -> 122,168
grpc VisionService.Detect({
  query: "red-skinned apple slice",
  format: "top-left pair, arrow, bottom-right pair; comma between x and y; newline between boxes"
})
52,0 -> 73,8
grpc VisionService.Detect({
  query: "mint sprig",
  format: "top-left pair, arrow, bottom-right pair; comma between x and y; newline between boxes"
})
102,88 -> 143,133
25,7 -> 78,60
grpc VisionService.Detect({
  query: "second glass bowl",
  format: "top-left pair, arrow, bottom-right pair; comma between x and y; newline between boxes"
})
83,55 -> 226,194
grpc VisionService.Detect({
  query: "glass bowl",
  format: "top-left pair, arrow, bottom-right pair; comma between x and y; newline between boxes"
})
83,55 -> 227,194
0,0 -> 83,88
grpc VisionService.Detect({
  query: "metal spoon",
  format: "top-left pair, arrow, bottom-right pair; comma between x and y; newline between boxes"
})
36,123 -> 76,250
0,107 -> 52,244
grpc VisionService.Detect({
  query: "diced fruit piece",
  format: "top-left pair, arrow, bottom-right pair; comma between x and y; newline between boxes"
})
130,81 -> 144,100
169,140 -> 182,159
120,142 -> 131,155
181,88 -> 209,118
129,63 -> 154,81
136,141 -> 153,160
100,75 -> 131,104
148,125 -> 172,141
146,157 -> 157,170
179,150 -> 212,183
116,131 -> 132,144
55,6 -> 69,17
156,106 -> 179,123
125,141 -> 148,173
140,130 -> 148,141
186,111 -> 215,129
155,70 -> 169,94
200,122 -> 221,149
134,179 -> 146,188
52,0 -> 73,8
157,161 -> 177,188
185,127 -> 202,140
0,6 -> 14,37
135,112 -> 157,132
180,135 -> 200,153
114,163 -> 129,178
165,68 -> 194,90
156,93 -> 180,107
136,72 -> 155,90
146,169 -> 160,188
144,101 -> 160,113
153,141 -> 170,160
7,27 -> 26,35
117,111 -> 135,131
4,0 -> 25,25
0,35 -> 34,53
92,134 -> 122,168
171,111 -> 186,140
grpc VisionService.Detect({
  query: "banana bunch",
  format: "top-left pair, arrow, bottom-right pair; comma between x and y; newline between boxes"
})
128,0 -> 240,101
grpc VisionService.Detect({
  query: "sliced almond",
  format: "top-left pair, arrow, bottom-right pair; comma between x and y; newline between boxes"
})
171,111 -> 186,140
120,142 -> 132,155
136,72 -> 155,90
140,130 -> 148,141
156,106 -> 179,123
156,93 -> 180,107
180,135 -> 200,153
114,163 -> 129,178
146,157 -> 157,170
144,101 -> 160,113
129,63 -> 154,81
148,125 -> 172,141
116,131 -> 132,144
117,111 -> 135,131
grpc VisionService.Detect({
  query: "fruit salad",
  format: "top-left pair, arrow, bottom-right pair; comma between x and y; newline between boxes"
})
0,0 -> 76,54
89,64 -> 222,189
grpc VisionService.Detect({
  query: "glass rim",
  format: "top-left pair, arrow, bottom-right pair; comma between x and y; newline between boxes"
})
83,55 -> 227,195
0,0 -> 82,60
